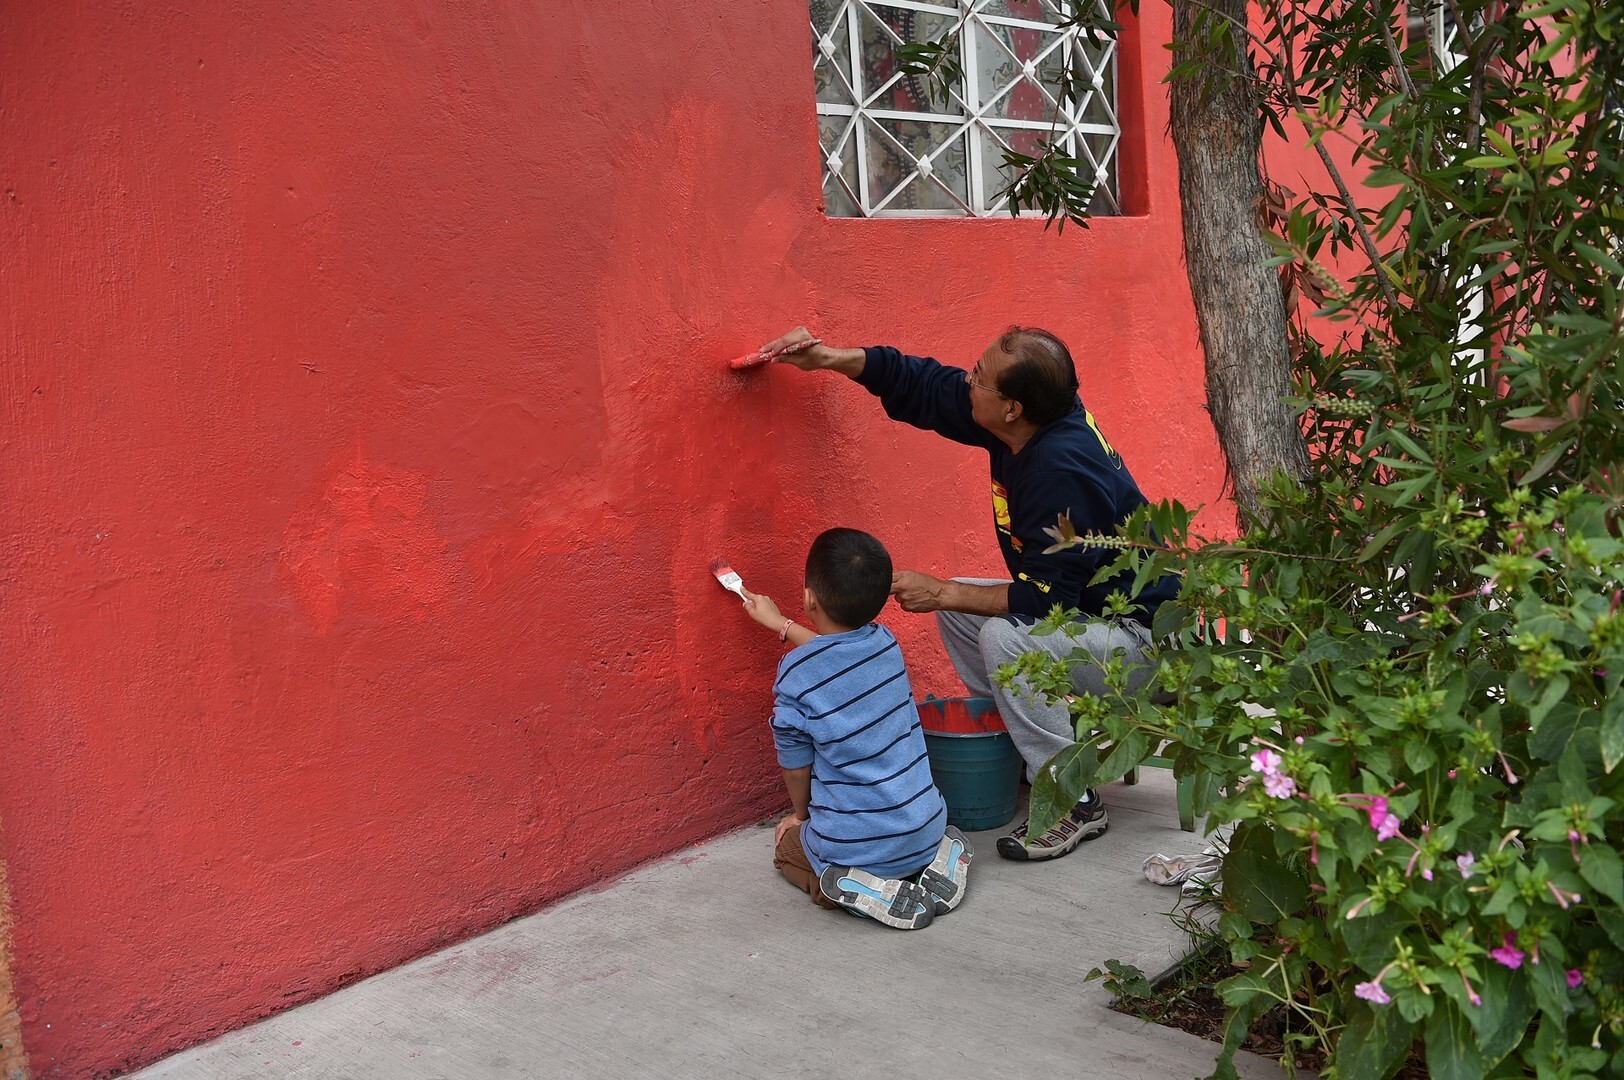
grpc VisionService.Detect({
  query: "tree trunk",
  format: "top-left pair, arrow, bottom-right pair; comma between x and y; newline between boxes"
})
1169,0 -> 1311,529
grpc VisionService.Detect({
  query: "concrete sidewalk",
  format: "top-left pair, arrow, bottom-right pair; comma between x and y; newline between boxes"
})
128,772 -> 1289,1080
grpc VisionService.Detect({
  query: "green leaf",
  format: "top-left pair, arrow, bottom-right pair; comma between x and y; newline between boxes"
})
1598,908 -> 1624,953
1094,728 -> 1151,785
1027,740 -> 1101,838
1152,598 -> 1190,642
1404,738 -> 1439,772
1334,1001 -> 1417,1080
1425,1000 -> 1484,1080
1580,844 -> 1624,907
1216,969 -> 1274,1009
1357,519 -> 1409,563
1471,962 -> 1534,1065
1341,906 -> 1403,970
1222,823 -> 1308,924
1519,437 -> 1574,485
1528,704 -> 1592,763
1527,674 -> 1570,731
1526,954 -> 1570,1021
1601,694 -> 1624,773
1575,241 -> 1624,277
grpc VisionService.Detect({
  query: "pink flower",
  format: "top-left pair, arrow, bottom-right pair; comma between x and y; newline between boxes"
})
1263,772 -> 1297,799
1354,980 -> 1390,1005
1456,853 -> 1476,878
1250,748 -> 1282,776
1366,798 -> 1403,841
1567,969 -> 1583,990
1490,932 -> 1526,970
1461,970 -> 1481,1007
1421,868 -> 1433,881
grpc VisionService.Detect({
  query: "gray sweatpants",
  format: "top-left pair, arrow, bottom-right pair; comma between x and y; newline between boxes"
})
936,579 -> 1155,783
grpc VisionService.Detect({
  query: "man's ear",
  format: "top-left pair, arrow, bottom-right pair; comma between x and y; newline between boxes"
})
1004,397 -> 1025,425
803,586 -> 818,614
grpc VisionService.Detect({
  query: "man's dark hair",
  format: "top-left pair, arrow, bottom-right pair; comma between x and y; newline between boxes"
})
993,326 -> 1080,427
805,528 -> 893,628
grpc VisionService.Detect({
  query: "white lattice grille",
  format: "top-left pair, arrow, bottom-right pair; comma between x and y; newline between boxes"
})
811,0 -> 1121,218
1420,1 -> 1486,375
1426,0 -> 1468,73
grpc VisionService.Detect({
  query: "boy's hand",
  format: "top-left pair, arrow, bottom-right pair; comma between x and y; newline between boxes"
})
891,570 -> 949,613
774,812 -> 806,846
739,587 -> 786,630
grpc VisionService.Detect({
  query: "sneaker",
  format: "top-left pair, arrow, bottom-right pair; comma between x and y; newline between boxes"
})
817,866 -> 935,929
917,826 -> 973,915
996,789 -> 1109,861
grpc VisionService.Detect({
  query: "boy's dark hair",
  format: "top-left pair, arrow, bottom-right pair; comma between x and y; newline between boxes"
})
805,528 -> 893,628
994,326 -> 1080,428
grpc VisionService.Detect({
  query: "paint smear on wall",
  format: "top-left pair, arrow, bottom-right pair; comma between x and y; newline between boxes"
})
279,448 -> 455,634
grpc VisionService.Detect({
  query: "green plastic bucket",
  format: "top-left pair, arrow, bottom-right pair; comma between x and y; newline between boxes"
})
917,696 -> 1023,831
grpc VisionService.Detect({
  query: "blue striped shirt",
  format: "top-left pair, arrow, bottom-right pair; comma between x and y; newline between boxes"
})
771,623 -> 947,878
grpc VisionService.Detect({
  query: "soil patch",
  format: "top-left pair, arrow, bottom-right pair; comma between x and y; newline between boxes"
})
1112,947 -> 1427,1078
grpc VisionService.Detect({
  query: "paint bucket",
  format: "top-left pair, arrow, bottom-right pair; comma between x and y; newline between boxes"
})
917,696 -> 1023,831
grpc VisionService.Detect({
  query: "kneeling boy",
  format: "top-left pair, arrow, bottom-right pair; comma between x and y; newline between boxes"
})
739,528 -> 972,929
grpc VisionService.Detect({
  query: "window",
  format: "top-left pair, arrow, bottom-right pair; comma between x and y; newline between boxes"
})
810,0 -> 1122,218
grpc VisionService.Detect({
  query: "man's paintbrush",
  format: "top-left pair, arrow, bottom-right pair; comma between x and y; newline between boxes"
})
728,338 -> 822,370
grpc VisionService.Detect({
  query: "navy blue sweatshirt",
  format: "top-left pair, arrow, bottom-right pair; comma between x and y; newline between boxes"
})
856,346 -> 1179,624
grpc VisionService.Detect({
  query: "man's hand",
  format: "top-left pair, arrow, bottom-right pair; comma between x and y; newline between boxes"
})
760,327 -> 867,377
774,812 -> 806,846
890,570 -> 950,613
761,326 -> 824,368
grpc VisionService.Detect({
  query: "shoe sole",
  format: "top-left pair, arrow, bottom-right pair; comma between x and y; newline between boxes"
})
918,826 -> 973,914
996,810 -> 1109,862
818,866 -> 935,929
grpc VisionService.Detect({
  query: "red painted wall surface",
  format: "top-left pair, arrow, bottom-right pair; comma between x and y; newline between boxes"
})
1,3 -> 1224,1075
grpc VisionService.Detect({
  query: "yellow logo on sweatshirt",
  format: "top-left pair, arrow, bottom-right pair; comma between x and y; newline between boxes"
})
1084,409 -> 1122,466
992,480 -> 1022,551
992,480 -> 1011,529
1018,572 -> 1051,594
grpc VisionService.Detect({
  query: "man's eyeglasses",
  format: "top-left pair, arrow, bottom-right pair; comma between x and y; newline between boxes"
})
969,363 -> 1006,399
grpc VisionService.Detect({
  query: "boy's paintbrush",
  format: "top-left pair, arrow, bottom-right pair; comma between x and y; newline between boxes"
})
709,557 -> 749,603
728,338 -> 822,370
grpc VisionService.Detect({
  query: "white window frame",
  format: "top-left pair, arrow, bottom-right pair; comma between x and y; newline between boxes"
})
811,0 -> 1123,218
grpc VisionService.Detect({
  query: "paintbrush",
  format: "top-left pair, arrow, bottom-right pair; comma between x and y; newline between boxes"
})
709,557 -> 750,604
728,338 -> 823,370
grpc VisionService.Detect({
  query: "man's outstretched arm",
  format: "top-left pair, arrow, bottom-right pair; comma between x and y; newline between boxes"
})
891,572 -> 1009,617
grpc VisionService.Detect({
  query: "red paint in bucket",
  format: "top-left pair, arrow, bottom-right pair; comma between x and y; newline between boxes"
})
917,695 -> 1007,736
917,696 -> 1021,830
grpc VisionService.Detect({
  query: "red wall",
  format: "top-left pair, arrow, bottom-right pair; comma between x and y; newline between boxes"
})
0,2 -> 1222,1075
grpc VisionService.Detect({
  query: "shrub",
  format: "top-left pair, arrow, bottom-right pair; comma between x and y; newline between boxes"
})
1009,0 -> 1624,1075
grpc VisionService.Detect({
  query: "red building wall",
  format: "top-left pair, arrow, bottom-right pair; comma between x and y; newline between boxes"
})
0,2 -> 1223,1075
